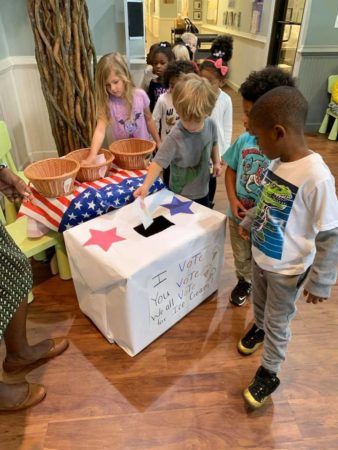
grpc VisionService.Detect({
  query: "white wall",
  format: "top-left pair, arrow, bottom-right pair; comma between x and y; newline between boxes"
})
0,58 -> 57,167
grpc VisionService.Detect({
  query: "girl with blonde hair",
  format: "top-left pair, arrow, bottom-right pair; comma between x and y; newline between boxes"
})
84,52 -> 161,164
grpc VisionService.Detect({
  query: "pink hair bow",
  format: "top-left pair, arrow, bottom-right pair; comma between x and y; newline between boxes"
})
214,58 -> 228,76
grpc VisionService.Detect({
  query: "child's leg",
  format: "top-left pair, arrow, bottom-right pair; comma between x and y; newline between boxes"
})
251,260 -> 267,330
208,174 -> 217,205
228,219 -> 252,283
262,271 -> 303,373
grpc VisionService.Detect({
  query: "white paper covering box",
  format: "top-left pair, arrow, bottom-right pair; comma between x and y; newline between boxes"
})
64,189 -> 226,356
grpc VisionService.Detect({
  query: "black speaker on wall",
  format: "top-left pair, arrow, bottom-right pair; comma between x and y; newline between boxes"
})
127,2 -> 144,39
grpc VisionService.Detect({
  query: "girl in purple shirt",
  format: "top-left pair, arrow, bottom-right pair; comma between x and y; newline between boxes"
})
85,52 -> 161,165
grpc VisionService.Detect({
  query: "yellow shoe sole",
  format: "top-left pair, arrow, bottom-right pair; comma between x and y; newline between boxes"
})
243,388 -> 268,409
237,339 -> 263,355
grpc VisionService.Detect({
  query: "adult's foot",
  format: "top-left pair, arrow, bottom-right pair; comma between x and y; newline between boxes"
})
3,338 -> 69,374
0,381 -> 46,412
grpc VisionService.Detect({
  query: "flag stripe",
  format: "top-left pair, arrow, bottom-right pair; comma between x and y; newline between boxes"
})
31,190 -> 64,217
20,202 -> 60,228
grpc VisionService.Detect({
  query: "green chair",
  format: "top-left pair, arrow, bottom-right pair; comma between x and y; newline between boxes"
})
5,216 -> 72,302
0,121 -> 29,224
319,75 -> 338,140
0,205 -> 6,225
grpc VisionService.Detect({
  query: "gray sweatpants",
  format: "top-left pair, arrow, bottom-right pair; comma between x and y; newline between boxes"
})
252,259 -> 309,373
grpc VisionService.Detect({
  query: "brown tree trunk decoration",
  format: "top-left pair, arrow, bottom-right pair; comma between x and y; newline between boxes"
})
27,0 -> 97,156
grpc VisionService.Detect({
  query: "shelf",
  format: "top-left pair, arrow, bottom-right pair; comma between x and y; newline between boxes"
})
200,24 -> 267,44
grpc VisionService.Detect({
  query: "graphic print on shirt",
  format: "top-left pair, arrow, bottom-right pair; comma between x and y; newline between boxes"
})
171,142 -> 210,193
252,170 -> 298,260
165,108 -> 180,134
118,112 -> 142,138
239,148 -> 269,210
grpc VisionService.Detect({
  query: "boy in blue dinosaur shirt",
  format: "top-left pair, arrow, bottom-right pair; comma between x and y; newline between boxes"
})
223,66 -> 295,307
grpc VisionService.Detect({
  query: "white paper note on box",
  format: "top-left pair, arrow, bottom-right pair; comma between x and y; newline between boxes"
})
134,197 -> 153,229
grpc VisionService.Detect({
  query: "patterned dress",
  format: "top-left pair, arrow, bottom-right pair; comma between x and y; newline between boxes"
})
0,223 -> 32,341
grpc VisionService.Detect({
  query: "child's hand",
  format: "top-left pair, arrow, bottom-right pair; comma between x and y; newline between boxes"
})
81,157 -> 95,166
133,185 -> 149,199
229,197 -> 247,220
303,289 -> 327,304
239,226 -> 250,241
155,139 -> 162,149
213,162 -> 222,177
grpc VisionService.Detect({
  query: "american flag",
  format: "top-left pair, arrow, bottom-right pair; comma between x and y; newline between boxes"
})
20,167 -> 165,233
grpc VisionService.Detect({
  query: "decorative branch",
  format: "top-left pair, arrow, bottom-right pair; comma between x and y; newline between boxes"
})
27,0 -> 97,156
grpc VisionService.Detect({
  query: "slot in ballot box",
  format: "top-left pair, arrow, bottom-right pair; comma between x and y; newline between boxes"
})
64,190 -> 226,356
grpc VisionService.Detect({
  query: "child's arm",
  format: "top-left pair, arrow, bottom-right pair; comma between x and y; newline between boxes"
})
222,94 -> 233,156
211,145 -> 222,177
133,161 -> 162,198
83,118 -> 107,165
144,107 -> 161,148
239,206 -> 257,240
303,227 -> 338,304
152,98 -> 162,134
225,166 -> 247,219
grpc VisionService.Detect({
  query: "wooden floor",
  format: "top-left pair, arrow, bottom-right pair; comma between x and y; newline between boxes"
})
1,89 -> 338,450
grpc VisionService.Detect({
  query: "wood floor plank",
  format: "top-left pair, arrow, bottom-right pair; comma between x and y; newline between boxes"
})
43,405 -> 302,450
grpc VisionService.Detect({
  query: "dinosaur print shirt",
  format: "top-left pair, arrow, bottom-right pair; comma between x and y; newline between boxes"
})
109,89 -> 150,140
222,132 -> 269,222
252,152 -> 338,275
154,118 -> 218,199
152,92 -> 180,140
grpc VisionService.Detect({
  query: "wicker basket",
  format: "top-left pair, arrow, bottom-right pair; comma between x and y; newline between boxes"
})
24,158 -> 80,197
64,148 -> 114,181
109,138 -> 156,170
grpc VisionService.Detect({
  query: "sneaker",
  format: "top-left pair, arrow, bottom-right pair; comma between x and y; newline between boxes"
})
230,279 -> 252,306
243,366 -> 280,409
238,323 -> 265,355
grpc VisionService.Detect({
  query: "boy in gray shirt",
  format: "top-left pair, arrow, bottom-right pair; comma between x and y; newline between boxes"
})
134,74 -> 221,207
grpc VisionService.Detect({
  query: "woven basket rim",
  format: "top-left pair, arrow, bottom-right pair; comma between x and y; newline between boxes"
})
64,148 -> 114,169
110,148 -> 154,156
24,158 -> 80,181
109,139 -> 156,157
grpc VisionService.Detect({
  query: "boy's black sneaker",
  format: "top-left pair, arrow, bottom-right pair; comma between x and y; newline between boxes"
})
230,279 -> 252,306
243,366 -> 280,409
238,323 -> 265,355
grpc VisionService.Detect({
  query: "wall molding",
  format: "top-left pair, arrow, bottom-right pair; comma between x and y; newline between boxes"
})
0,56 -> 37,74
297,45 -> 338,55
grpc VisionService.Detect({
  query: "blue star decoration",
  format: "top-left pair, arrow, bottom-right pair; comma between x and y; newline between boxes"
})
161,196 -> 194,216
59,175 -> 165,232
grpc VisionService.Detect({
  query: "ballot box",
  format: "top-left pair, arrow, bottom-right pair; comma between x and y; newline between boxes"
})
64,190 -> 226,356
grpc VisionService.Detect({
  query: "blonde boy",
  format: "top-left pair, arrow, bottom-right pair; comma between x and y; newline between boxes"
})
134,74 -> 221,207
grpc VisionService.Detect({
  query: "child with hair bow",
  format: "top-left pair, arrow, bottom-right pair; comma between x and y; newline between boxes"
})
200,34 -> 234,206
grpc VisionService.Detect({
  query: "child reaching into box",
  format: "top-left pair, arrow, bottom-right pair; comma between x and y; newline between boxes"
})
134,74 -> 221,207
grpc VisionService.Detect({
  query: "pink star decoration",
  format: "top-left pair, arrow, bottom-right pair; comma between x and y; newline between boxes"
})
83,227 -> 125,252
